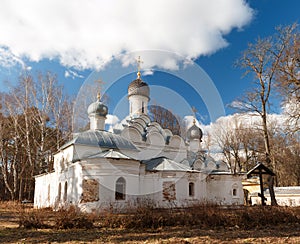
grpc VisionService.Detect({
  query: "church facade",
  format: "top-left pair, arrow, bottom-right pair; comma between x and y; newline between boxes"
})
34,69 -> 244,212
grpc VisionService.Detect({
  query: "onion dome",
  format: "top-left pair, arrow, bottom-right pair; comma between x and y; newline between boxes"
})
87,93 -> 108,117
187,119 -> 203,141
128,77 -> 150,99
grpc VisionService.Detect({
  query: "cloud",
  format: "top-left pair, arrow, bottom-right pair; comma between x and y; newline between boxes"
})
0,0 -> 253,70
183,115 -> 201,129
0,46 -> 25,69
106,114 -> 120,125
64,69 -> 84,79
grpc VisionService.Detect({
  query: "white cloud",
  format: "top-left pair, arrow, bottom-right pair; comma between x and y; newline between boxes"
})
64,69 -> 84,79
183,115 -> 201,129
106,114 -> 120,125
0,46 -> 25,69
106,114 -> 120,132
0,0 -> 253,70
142,69 -> 154,76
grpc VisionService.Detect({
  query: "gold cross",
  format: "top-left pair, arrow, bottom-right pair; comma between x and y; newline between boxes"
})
192,106 -> 197,124
136,56 -> 143,78
94,78 -> 104,100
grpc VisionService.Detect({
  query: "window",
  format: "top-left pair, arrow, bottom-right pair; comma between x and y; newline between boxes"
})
58,183 -> 61,202
115,177 -> 126,200
142,102 -> 144,113
232,183 -> 238,197
63,182 -> 68,202
188,182 -> 195,197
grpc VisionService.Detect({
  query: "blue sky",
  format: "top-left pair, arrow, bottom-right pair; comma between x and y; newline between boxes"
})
0,0 -> 299,125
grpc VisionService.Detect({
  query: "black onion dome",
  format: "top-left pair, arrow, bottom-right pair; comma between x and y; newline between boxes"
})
128,78 -> 150,99
187,124 -> 203,141
87,98 -> 108,117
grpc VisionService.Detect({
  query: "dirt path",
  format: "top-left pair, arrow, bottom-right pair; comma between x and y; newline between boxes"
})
1,225 -> 300,243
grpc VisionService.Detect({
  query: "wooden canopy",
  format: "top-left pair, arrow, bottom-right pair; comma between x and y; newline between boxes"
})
247,162 -> 275,177
247,162 -> 275,206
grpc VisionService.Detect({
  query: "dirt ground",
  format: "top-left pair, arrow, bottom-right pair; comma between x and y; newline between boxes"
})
0,203 -> 300,243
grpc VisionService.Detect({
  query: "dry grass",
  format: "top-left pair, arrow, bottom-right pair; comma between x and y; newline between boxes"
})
1,201 -> 300,243
96,203 -> 300,230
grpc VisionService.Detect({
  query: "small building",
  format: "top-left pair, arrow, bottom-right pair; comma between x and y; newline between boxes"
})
250,187 -> 300,206
34,68 -> 244,212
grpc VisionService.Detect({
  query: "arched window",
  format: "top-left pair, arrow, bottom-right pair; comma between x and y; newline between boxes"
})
115,177 -> 126,200
141,102 -> 144,113
232,183 -> 238,197
58,183 -> 61,202
63,182 -> 68,202
188,182 -> 195,197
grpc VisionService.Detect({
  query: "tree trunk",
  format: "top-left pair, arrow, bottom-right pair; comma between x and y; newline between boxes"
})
1,165 -> 14,200
18,177 -> 23,201
267,175 -> 277,206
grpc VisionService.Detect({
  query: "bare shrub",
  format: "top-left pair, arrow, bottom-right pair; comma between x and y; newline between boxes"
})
238,206 -> 300,228
96,203 -> 300,230
18,206 -> 49,229
54,206 -> 94,229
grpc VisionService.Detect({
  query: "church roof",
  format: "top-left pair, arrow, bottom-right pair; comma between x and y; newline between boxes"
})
61,130 -> 138,151
186,123 -> 203,141
128,78 -> 150,99
87,149 -> 131,159
142,157 -> 194,172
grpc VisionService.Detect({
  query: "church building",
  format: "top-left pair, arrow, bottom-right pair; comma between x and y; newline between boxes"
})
34,65 -> 244,212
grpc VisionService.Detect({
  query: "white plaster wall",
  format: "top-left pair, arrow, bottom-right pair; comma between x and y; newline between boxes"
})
189,139 -> 201,152
77,158 -> 141,210
206,174 -> 244,205
251,195 -> 300,206
35,144 -> 244,212
53,146 -> 74,172
129,95 -> 149,117
34,172 -> 56,208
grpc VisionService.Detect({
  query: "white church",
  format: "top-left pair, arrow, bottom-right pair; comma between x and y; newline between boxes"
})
34,67 -> 244,212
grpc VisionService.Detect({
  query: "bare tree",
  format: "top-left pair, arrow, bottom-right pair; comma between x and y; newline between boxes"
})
211,114 -> 258,173
0,72 -> 73,200
148,104 -> 183,136
275,23 -> 300,132
234,25 -> 297,205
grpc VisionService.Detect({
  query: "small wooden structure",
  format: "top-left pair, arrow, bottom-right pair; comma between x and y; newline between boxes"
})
247,163 -> 275,206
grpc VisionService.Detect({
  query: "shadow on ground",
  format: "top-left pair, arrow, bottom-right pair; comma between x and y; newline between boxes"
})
1,225 -> 300,243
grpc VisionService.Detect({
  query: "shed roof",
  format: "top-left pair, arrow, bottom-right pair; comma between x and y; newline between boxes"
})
87,149 -> 131,159
142,157 -> 194,172
247,162 -> 275,177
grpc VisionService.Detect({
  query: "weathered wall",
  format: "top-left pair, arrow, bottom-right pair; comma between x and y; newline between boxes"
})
206,173 -> 244,205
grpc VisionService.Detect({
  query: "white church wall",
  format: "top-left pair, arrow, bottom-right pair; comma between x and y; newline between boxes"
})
206,174 -> 244,205
76,158 -> 142,211
34,172 -> 56,208
66,162 -> 83,206
139,171 -> 207,208
140,173 -> 162,206
53,146 -> 74,173
189,140 -> 201,152
129,95 -> 149,116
